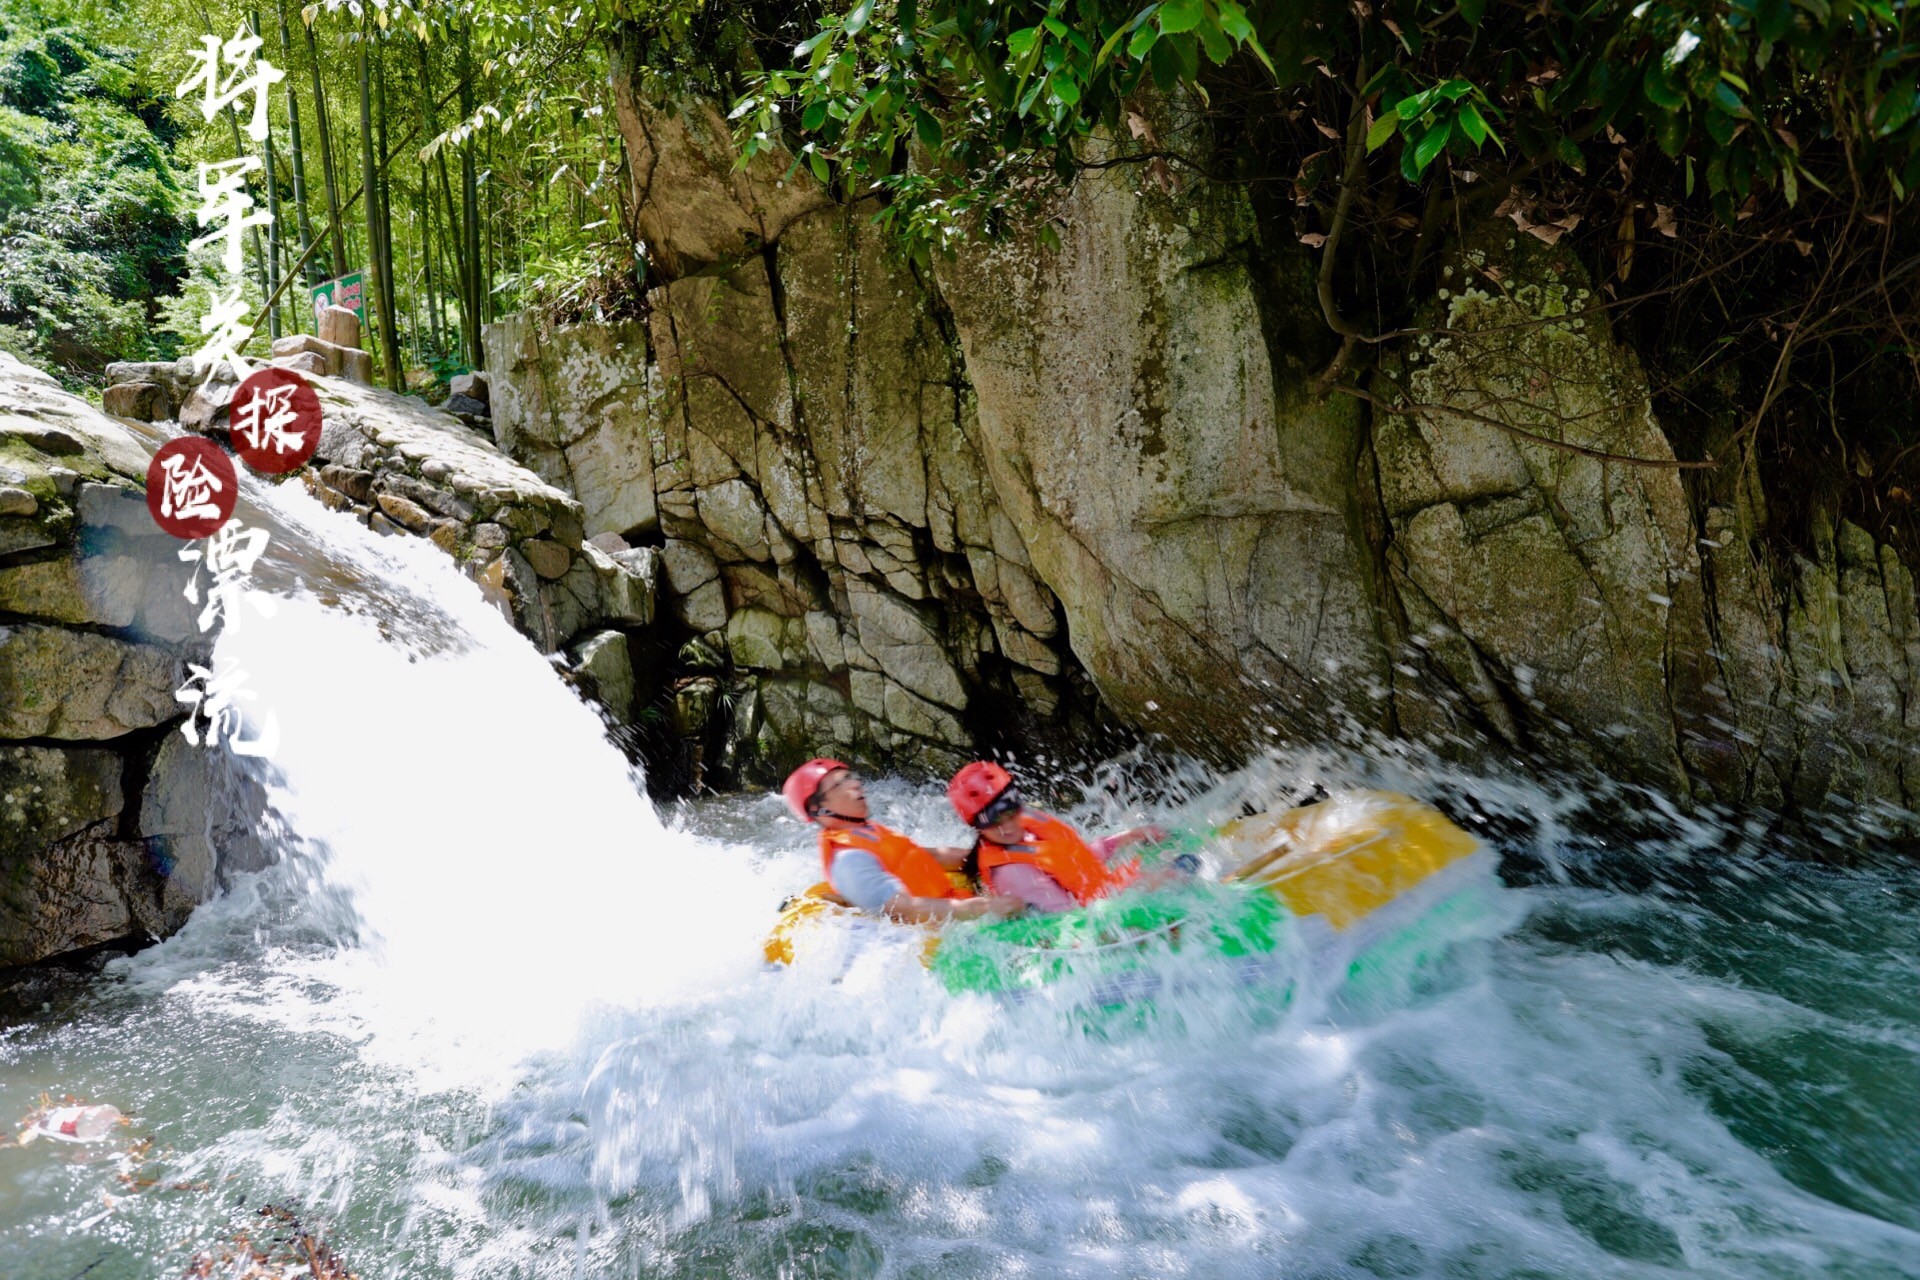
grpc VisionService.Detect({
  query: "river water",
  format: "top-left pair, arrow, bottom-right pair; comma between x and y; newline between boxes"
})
0,476 -> 1915,1279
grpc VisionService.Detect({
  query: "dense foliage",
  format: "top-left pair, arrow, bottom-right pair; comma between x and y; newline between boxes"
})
0,10 -> 189,384
732,1 -> 1920,243
1,0 -> 639,393
14,0 -> 1920,539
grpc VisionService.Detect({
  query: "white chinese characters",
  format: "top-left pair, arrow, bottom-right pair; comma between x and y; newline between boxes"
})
176,25 -> 282,381
174,519 -> 279,759
157,449 -> 230,526
232,381 -> 305,456
175,26 -> 284,142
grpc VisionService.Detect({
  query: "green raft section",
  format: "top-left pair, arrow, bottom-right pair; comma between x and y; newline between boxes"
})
928,881 -> 1289,998
926,871 -> 1496,1008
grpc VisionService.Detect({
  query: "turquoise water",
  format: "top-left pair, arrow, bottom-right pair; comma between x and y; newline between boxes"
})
0,800 -> 1913,1279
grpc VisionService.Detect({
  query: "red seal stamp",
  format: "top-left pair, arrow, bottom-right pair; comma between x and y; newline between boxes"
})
147,437 -> 238,539
229,367 -> 322,474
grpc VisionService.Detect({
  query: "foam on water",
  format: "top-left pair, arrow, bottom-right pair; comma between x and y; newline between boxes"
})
0,475 -> 1915,1278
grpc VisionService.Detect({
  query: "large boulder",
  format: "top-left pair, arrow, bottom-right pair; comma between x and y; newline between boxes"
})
138,732 -> 268,920
487,313 -> 659,541
570,629 -> 636,726
603,59 -> 831,278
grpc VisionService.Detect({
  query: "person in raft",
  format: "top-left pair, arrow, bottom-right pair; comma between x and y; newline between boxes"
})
783,758 -> 1024,924
947,761 -> 1178,913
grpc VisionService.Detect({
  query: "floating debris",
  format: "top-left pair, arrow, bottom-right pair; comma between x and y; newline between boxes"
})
10,1094 -> 127,1146
181,1205 -> 359,1280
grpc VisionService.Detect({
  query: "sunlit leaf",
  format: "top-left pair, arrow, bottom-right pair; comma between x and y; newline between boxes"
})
1157,0 -> 1205,36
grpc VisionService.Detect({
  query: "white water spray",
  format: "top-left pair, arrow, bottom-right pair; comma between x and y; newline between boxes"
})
208,475 -> 774,1070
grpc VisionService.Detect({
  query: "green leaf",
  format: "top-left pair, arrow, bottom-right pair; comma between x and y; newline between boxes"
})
899,0 -> 919,37
1781,160 -> 1798,206
1459,0 -> 1486,25
1366,108 -> 1401,151
1053,74 -> 1082,106
809,149 -> 831,184
1642,64 -> 1686,110
1149,36 -> 1181,90
1158,0 -> 1205,36
1756,0 -> 1791,41
1128,24 -> 1160,58
796,28 -> 834,59
1554,135 -> 1585,172
1655,108 -> 1688,156
1043,16 -> 1068,37
1198,19 -> 1232,64
1395,86 -> 1442,121
913,107 -> 943,148
843,0 -> 875,36
802,100 -> 828,131
1097,4 -> 1158,62
1456,99 -> 1491,147
1217,0 -> 1253,41
1411,119 -> 1453,174
1008,27 -> 1040,58
1169,30 -> 1201,82
1711,81 -> 1754,120
1873,79 -> 1917,136
1439,78 -> 1475,101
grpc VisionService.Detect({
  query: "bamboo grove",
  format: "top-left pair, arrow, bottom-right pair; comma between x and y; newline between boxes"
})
0,0 -> 633,393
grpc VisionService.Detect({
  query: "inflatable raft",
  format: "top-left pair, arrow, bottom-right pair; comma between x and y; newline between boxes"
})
765,790 -> 1488,1001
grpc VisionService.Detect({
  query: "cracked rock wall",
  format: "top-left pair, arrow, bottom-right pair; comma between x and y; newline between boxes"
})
488,86 -> 1920,824
492,200 -> 1080,779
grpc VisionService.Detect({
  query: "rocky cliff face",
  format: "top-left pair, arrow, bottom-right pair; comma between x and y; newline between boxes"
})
486,87 -> 1920,829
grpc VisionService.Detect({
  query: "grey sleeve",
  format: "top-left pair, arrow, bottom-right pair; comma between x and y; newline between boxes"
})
828,849 -> 909,913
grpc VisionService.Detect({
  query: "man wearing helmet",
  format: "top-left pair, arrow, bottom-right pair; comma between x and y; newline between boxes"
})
947,761 -> 1173,914
782,758 -> 1024,924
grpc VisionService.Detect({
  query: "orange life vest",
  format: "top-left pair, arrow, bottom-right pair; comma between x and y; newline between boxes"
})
820,822 -> 967,901
976,810 -> 1139,906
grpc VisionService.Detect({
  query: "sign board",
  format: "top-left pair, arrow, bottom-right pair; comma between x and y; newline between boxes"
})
309,271 -> 366,329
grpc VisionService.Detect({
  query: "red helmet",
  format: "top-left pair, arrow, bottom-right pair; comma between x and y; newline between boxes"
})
948,761 -> 1015,827
782,757 -> 848,822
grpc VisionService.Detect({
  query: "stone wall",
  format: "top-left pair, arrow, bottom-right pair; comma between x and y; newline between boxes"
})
484,88 -> 1920,826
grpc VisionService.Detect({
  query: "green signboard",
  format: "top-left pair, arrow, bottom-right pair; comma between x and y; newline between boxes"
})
309,271 -> 366,329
